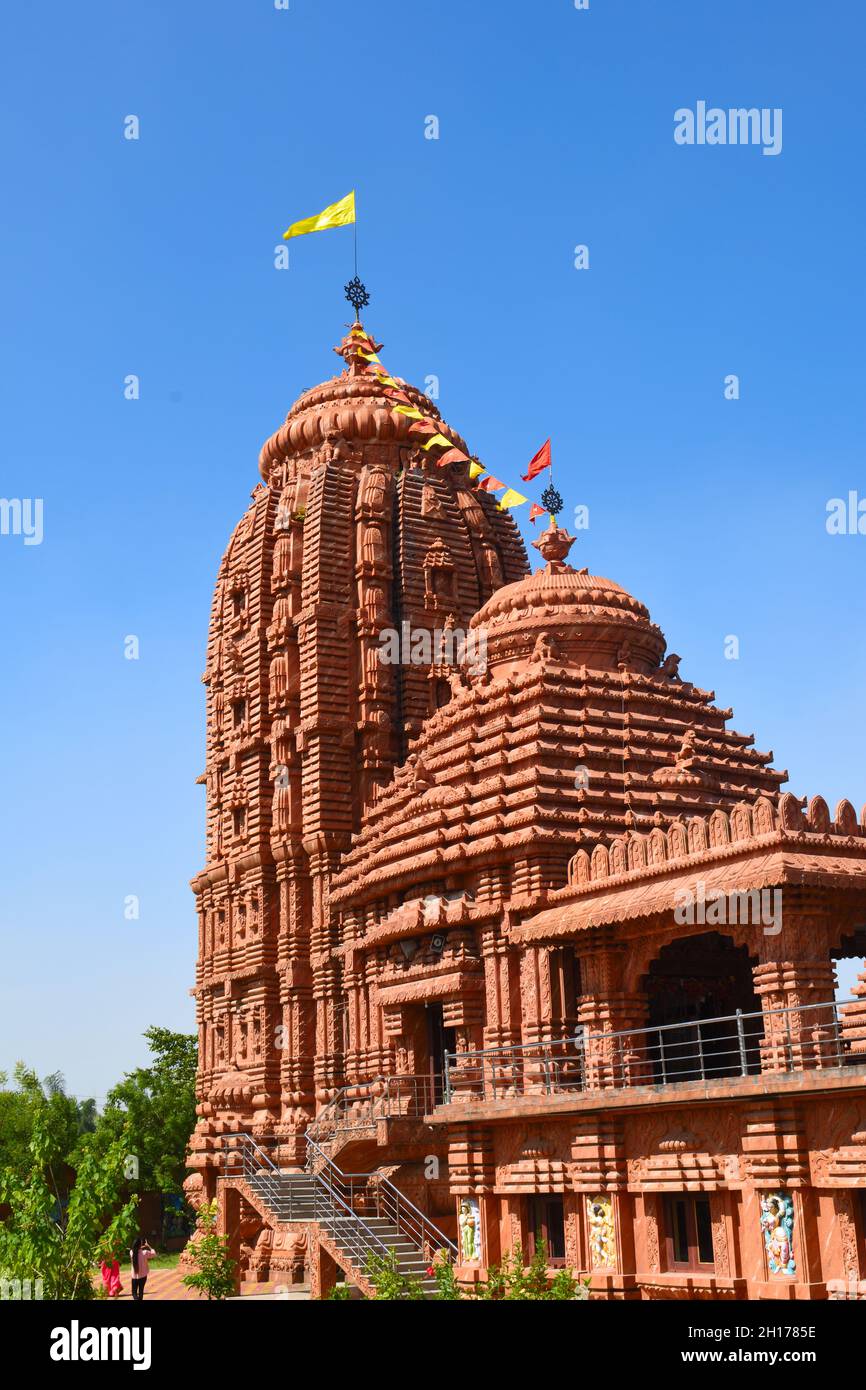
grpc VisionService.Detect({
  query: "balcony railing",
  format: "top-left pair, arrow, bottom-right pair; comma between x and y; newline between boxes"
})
306,1073 -> 439,1145
442,997 -> 866,1105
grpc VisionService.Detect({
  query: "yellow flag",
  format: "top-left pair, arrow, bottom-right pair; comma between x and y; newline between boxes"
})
422,433 -> 454,451
498,488 -> 528,509
393,405 -> 425,421
283,191 -> 356,240
468,460 -> 485,479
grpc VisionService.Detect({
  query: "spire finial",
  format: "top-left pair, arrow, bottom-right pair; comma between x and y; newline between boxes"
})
532,516 -> 576,571
334,322 -> 383,377
345,275 -> 370,317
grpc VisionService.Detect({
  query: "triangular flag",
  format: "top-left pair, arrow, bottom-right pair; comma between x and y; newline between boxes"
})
478,476 -> 505,492
522,437 -> 551,482
498,488 -> 528,509
435,448 -> 470,468
468,460 -> 485,480
392,405 -> 426,421
422,433 -> 455,451
529,503 -> 546,524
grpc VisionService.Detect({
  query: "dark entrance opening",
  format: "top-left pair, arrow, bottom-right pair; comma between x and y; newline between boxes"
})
427,1003 -> 456,1104
527,1194 -> 566,1265
643,932 -> 763,1082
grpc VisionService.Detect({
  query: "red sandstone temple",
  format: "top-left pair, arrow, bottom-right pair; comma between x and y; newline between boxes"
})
186,320 -> 866,1299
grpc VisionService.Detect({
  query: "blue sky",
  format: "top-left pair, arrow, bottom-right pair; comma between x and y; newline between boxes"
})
1,0 -> 864,1099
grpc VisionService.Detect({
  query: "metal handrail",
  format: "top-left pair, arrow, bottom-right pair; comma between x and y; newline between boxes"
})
442,996 -> 863,1104
223,1133 -> 397,1272
307,1073 -> 438,1144
306,1135 -> 457,1261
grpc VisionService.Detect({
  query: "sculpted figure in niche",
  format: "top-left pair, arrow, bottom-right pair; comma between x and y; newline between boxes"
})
761,1193 -> 796,1276
532,631 -> 560,664
588,1196 -> 616,1269
272,533 -> 292,591
362,580 -> 388,627
480,540 -> 503,591
270,715 -> 294,769
326,431 -> 362,468
363,704 -> 392,765
459,492 -> 486,533
359,466 -> 389,516
269,652 -> 289,707
272,777 -> 291,833
360,520 -> 387,569
421,483 -> 445,518
676,728 -> 698,767
458,1198 -> 482,1265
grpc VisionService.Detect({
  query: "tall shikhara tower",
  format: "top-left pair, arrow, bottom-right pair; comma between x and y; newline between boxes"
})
188,323 -> 527,1181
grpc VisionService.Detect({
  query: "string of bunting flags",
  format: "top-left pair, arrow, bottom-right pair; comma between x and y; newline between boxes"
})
345,324 -> 559,524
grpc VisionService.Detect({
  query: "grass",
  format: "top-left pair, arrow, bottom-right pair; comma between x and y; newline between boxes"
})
118,1251 -> 182,1272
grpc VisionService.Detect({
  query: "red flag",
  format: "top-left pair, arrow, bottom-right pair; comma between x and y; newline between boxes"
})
435,448 -> 470,468
522,437 -> 551,482
529,503 -> 546,525
408,418 -> 440,436
478,475 -> 505,493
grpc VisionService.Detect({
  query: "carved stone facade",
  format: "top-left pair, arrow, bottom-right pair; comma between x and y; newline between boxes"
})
191,321 -> 866,1298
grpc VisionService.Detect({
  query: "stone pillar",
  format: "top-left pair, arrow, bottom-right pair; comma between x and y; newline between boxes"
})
480,927 -> 521,1051
273,843 -> 314,1166
217,1182 -> 244,1297
576,943 -> 648,1090
304,832 -> 348,1101
752,960 -> 838,1072
308,1238 -> 340,1300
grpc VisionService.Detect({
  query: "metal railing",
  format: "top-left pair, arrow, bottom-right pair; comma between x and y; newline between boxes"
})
306,1073 -> 439,1145
223,1133 -> 400,1275
221,1132 -> 457,1271
306,1135 -> 458,1262
442,997 -> 865,1105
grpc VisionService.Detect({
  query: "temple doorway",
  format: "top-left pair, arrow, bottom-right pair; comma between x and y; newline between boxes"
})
643,932 -> 763,1082
426,1003 -> 456,1105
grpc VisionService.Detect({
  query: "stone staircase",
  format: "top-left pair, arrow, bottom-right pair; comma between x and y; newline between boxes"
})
228,1137 -> 454,1298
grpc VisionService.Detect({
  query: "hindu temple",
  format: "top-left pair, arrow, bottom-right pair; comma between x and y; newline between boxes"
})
185,319 -> 866,1299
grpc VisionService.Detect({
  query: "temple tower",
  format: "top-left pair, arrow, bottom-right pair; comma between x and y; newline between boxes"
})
189,323 -> 528,1180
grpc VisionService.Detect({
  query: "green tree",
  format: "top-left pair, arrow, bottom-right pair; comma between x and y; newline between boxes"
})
97,1027 -> 197,1193
0,1066 -> 97,1179
181,1200 -> 237,1300
0,1099 -> 137,1300
0,1072 -> 33,1175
